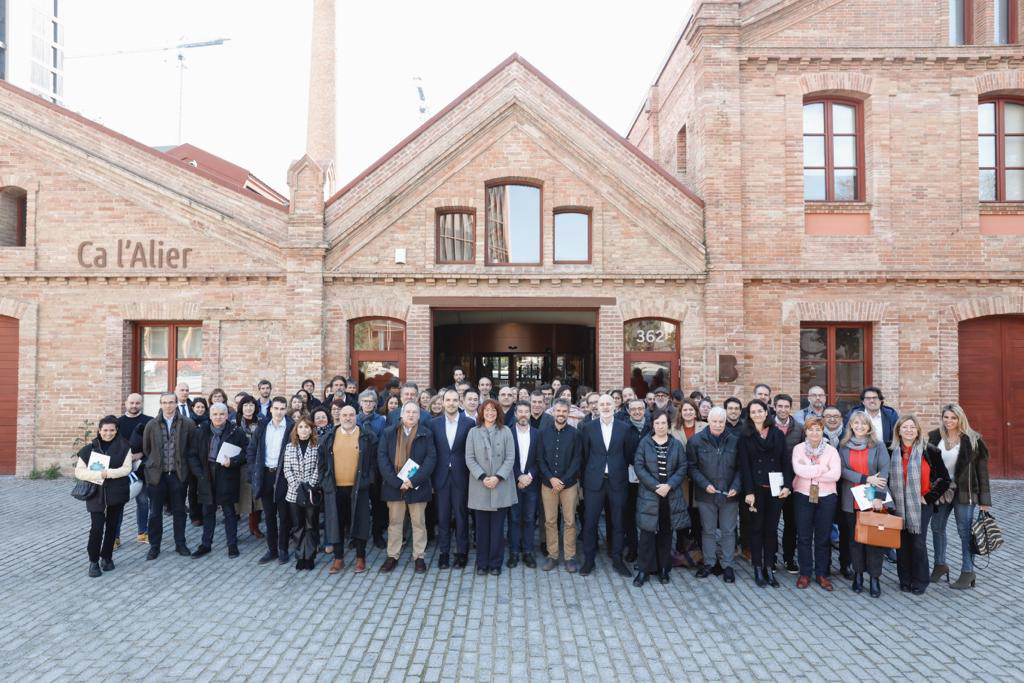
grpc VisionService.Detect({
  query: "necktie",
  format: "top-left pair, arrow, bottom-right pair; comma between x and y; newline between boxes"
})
180,404 -> 187,417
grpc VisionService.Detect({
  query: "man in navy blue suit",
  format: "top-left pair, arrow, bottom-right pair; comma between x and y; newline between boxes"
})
428,389 -> 474,569
507,401 -> 540,568
579,394 -> 636,578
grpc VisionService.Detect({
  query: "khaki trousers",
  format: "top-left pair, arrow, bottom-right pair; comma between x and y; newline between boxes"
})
541,483 -> 579,560
386,500 -> 427,560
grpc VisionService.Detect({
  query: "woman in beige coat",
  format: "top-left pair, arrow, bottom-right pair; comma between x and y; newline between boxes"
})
466,399 -> 517,576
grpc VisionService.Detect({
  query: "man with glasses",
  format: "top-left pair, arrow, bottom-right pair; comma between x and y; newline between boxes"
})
848,386 -> 899,446
794,386 -> 827,425
356,389 -> 387,547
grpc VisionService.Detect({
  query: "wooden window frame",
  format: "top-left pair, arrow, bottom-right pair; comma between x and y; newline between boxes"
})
349,317 -> 407,390
622,317 -> 680,393
484,177 -> 544,266
434,206 -> 476,265
996,0 -> 1019,43
803,97 -> 866,203
954,0 -> 975,45
552,206 -> 592,264
131,321 -> 203,401
980,97 -> 1024,203
799,322 -> 873,409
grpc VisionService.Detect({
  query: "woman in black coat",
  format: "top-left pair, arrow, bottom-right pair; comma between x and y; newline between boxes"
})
74,415 -> 134,577
321,404 -> 378,574
737,399 -> 792,588
633,410 -> 689,586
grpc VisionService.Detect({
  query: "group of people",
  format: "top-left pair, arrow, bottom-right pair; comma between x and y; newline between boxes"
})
75,371 -> 993,597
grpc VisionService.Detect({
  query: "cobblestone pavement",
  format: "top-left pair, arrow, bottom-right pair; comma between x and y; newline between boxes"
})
1,479 -> 1021,682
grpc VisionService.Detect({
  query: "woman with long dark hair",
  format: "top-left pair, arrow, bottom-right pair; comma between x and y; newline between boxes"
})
283,416 -> 322,571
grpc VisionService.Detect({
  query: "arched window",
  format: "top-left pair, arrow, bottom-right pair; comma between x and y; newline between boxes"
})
0,186 -> 27,247
485,179 -> 542,265
803,98 -> 864,202
623,318 -> 679,398
350,318 -> 406,391
435,207 -> 475,264
979,98 -> 1024,201
552,207 -> 591,264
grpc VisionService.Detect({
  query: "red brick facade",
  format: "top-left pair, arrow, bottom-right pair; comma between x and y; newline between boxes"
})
0,0 -> 1022,476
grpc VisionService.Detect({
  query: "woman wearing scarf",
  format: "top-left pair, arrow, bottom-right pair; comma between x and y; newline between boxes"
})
791,416 -> 841,591
838,411 -> 890,597
889,415 -> 950,594
283,416 -> 322,571
234,395 -> 264,539
75,415 -> 134,577
465,399 -> 517,576
738,399 -> 792,588
311,406 -> 332,439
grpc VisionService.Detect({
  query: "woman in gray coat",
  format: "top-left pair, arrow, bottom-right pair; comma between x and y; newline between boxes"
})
633,410 -> 689,586
466,399 -> 517,575
838,411 -> 891,598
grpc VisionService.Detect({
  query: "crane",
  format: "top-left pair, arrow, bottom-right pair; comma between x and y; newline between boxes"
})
66,39 -> 231,144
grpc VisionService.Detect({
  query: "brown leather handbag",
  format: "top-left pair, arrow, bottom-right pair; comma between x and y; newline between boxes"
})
854,510 -> 904,549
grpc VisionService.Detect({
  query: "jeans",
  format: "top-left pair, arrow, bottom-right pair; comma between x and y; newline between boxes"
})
88,504 -> 125,562
897,504 -> 933,590
475,508 -> 507,570
931,501 -> 976,572
508,483 -> 540,555
114,483 -> 149,539
147,471 -> 187,552
794,492 -> 837,578
201,503 -> 238,548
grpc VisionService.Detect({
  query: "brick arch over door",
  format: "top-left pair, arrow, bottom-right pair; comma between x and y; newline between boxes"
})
0,297 -> 38,475
617,299 -> 703,391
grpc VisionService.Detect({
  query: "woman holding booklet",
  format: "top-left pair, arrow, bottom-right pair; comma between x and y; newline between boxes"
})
838,411 -> 891,598
74,415 -> 134,577
465,399 -> 517,576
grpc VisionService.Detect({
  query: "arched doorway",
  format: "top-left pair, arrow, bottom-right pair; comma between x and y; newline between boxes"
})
958,315 -> 1024,478
0,315 -> 18,474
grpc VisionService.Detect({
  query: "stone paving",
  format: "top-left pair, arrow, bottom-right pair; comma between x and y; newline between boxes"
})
1,478 -> 1021,682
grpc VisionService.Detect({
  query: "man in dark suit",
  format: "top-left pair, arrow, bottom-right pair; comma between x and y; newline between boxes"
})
428,389 -> 474,570
174,381 -> 203,526
245,397 -> 293,565
579,393 -> 636,578
507,401 -> 541,568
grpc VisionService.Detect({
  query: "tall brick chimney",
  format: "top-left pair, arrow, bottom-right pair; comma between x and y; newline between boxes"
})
305,0 -> 336,195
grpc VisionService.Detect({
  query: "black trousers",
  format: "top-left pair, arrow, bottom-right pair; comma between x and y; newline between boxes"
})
742,488 -> 784,568
623,482 -> 639,557
290,502 -> 319,562
781,493 -> 796,563
334,486 -> 367,560
845,511 -> 885,578
896,504 -> 933,590
582,479 -> 625,564
638,497 -> 672,573
475,509 -> 507,570
370,476 -> 387,542
835,503 -> 852,571
260,468 -> 291,555
147,471 -> 187,552
88,503 -> 125,562
186,471 -> 203,523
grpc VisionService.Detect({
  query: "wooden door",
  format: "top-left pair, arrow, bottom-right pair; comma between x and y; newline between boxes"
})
958,315 -> 1024,478
0,316 -> 18,474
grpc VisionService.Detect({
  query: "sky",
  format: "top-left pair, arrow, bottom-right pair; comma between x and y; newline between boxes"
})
61,1 -> 691,194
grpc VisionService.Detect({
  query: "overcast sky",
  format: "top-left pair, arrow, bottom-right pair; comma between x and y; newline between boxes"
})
62,1 -> 691,194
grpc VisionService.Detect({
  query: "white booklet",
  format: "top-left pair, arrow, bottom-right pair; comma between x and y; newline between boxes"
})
768,472 -> 784,497
217,441 -> 242,466
851,483 -> 893,511
628,465 -> 638,484
87,452 -> 110,472
398,458 -> 420,483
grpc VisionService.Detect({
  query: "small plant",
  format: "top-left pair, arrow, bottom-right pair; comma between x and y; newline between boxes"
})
69,419 -> 95,462
29,464 -> 62,480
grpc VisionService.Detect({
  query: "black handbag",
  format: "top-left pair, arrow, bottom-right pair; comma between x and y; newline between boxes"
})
295,482 -> 323,508
71,478 -> 99,501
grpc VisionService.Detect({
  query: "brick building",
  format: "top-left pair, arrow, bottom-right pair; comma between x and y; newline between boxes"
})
0,0 -> 1022,477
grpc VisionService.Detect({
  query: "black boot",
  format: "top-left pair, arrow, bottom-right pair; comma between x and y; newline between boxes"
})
754,565 -> 766,587
658,568 -> 671,584
869,577 -> 881,598
852,573 -> 864,593
764,564 -> 780,587
633,571 -> 648,587
507,553 -> 519,569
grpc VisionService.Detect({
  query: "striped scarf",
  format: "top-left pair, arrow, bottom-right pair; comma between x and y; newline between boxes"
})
890,442 -> 923,533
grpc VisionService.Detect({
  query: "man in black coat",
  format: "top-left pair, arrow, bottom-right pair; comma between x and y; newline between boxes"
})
579,394 -> 636,578
191,403 -> 249,559
377,402 -> 437,574
428,389 -> 475,569
507,401 -> 541,568
245,397 -> 294,565
115,392 -> 151,545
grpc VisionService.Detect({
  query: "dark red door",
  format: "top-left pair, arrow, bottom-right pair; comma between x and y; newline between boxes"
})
0,316 -> 18,474
958,315 -> 1024,478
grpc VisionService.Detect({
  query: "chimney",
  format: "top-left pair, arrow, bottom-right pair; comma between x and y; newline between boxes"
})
305,0 -> 336,195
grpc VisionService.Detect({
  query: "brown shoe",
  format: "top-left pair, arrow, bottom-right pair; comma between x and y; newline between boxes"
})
414,558 -> 427,573
816,576 -> 834,591
742,548 -> 752,562
379,557 -> 397,573
354,557 -> 366,573
796,575 -> 811,589
328,558 -> 344,575
248,512 -> 264,539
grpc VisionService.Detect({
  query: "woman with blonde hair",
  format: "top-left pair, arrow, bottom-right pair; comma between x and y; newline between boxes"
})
928,403 -> 992,589
888,414 -> 951,594
838,410 -> 890,597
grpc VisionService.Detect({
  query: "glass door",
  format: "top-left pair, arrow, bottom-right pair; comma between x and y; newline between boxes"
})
512,354 -> 548,390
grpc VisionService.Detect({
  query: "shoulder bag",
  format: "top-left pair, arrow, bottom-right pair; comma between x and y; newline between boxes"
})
970,510 -> 1003,556
71,479 -> 99,501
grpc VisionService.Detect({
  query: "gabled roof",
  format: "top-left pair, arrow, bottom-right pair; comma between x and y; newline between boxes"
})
0,78 -> 289,213
327,53 -> 703,209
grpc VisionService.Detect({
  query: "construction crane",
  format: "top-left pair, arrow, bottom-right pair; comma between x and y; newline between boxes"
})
66,39 -> 231,144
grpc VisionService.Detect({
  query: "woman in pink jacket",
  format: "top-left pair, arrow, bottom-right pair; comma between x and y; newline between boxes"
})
791,416 -> 842,591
